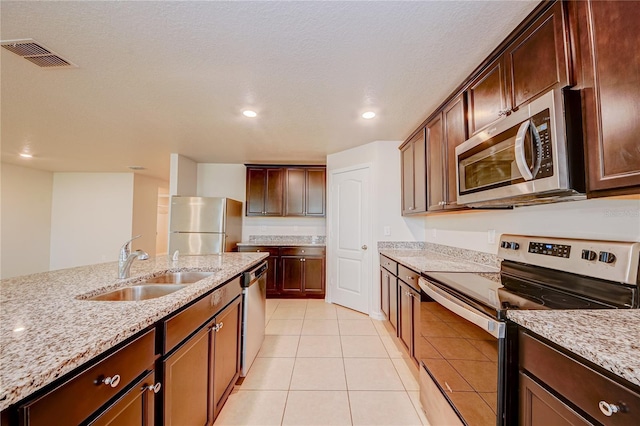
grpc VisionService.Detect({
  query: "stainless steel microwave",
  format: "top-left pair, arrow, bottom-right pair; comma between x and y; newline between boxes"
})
455,88 -> 585,207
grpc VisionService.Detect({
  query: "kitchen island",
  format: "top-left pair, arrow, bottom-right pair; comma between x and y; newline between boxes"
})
0,252 -> 267,414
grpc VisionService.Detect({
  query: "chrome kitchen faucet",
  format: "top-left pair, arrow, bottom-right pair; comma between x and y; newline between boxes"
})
118,235 -> 149,279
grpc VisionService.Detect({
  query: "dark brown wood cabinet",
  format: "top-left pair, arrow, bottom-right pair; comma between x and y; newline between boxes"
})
239,245 -> 326,298
519,329 -> 640,426
285,167 -> 326,216
246,165 -> 326,217
425,95 -> 468,212
467,1 -> 569,137
87,371 -> 156,426
380,267 -> 391,321
467,58 -> 509,136
280,247 -> 325,298
401,129 -> 427,215
163,295 -> 241,426
398,280 -> 420,363
573,0 -> 640,194
18,329 -> 156,426
246,167 -> 285,216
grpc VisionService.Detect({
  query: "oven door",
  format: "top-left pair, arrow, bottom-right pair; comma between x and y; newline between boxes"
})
456,89 -> 569,206
418,278 -> 506,426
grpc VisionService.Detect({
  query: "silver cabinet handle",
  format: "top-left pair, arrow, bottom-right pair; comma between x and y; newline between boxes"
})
599,401 -> 621,417
214,322 -> 224,332
301,250 -> 305,253
408,206 -> 414,210
101,374 -> 121,388
406,275 -> 415,280
147,382 -> 162,393
362,245 -> 368,250
256,249 -> 261,252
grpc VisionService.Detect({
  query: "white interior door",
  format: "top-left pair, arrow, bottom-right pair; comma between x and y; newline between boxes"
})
329,165 -> 371,314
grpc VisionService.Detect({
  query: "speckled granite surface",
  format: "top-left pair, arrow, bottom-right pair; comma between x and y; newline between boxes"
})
238,235 -> 326,247
379,242 -> 500,273
508,310 -> 640,387
0,252 -> 267,411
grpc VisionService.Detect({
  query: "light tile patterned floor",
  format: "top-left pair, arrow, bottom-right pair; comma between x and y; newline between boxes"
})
214,299 -> 429,426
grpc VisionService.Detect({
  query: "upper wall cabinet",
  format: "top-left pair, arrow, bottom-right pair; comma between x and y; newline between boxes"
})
572,0 -> 640,194
246,166 -> 326,217
246,167 -> 285,216
400,129 -> 427,215
285,167 -> 326,216
467,1 -> 570,136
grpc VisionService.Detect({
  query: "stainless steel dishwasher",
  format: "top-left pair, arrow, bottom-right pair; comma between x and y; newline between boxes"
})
240,261 -> 268,377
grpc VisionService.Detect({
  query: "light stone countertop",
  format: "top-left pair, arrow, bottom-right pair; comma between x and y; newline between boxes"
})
379,249 -> 500,273
507,310 -> 640,388
0,252 -> 268,411
237,235 -> 326,247
237,241 -> 326,247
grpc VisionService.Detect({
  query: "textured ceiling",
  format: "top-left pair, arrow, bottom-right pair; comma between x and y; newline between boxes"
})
1,1 -> 538,180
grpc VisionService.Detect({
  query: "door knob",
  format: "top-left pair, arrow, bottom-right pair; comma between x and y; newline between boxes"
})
361,245 -> 368,250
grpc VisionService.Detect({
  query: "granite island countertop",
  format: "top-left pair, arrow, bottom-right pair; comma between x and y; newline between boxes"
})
0,252 -> 268,411
508,309 -> 640,388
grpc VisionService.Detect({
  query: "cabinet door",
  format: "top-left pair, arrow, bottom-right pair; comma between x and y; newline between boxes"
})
389,277 -> 398,333
163,325 -> 212,426
380,268 -> 390,320
505,1 -> 569,111
88,371 -> 156,426
212,296 -> 242,419
285,168 -> 306,216
426,114 -> 445,211
246,168 -> 267,216
305,168 -> 326,216
265,255 -> 279,296
576,0 -> 640,193
280,256 -> 304,295
398,282 -> 413,354
302,257 -> 325,295
443,95 -> 467,209
519,373 -> 591,426
467,58 -> 509,135
265,168 -> 285,215
401,142 -> 415,215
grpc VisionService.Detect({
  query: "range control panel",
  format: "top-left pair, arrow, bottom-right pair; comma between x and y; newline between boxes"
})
528,242 -> 571,258
498,234 -> 640,284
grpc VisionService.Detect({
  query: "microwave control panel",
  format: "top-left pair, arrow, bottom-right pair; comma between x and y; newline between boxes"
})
532,109 -> 554,179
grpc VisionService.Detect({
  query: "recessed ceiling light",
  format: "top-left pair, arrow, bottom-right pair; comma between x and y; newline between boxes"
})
362,111 -> 376,119
19,152 -> 33,159
242,110 -> 257,118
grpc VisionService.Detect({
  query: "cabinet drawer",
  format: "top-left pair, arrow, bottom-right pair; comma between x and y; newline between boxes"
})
379,255 -> 397,275
279,247 -> 325,257
164,277 -> 242,353
20,329 -> 155,426
237,246 -> 279,256
520,331 -> 640,425
398,264 -> 420,291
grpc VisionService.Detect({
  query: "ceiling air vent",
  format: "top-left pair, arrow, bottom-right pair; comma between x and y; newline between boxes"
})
1,39 -> 77,68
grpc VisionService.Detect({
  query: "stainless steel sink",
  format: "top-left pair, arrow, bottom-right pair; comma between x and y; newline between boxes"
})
142,271 -> 214,284
86,284 -> 187,301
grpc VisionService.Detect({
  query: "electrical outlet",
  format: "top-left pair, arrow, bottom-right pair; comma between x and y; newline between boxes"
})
487,229 -> 496,244
383,226 -> 391,236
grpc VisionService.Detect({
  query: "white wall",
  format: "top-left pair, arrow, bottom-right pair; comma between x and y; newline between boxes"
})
327,141 -> 424,318
425,196 -> 640,253
1,163 -> 53,278
170,154 -> 197,196
132,174 -> 168,257
196,163 -> 327,239
50,173 -> 134,270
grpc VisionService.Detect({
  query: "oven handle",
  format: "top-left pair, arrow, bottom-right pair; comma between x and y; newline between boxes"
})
419,279 -> 505,339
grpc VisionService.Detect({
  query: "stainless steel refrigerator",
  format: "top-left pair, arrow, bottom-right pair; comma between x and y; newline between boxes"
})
168,197 -> 243,255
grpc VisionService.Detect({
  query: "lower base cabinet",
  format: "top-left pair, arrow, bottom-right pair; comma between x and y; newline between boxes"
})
88,371 -> 156,426
162,295 -> 241,425
239,246 -> 326,298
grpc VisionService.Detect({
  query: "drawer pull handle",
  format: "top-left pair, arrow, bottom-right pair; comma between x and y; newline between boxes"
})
599,401 -> 621,416
407,276 -> 414,280
147,382 -> 162,393
301,250 -> 305,253
101,374 -> 121,388
214,322 -> 224,332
